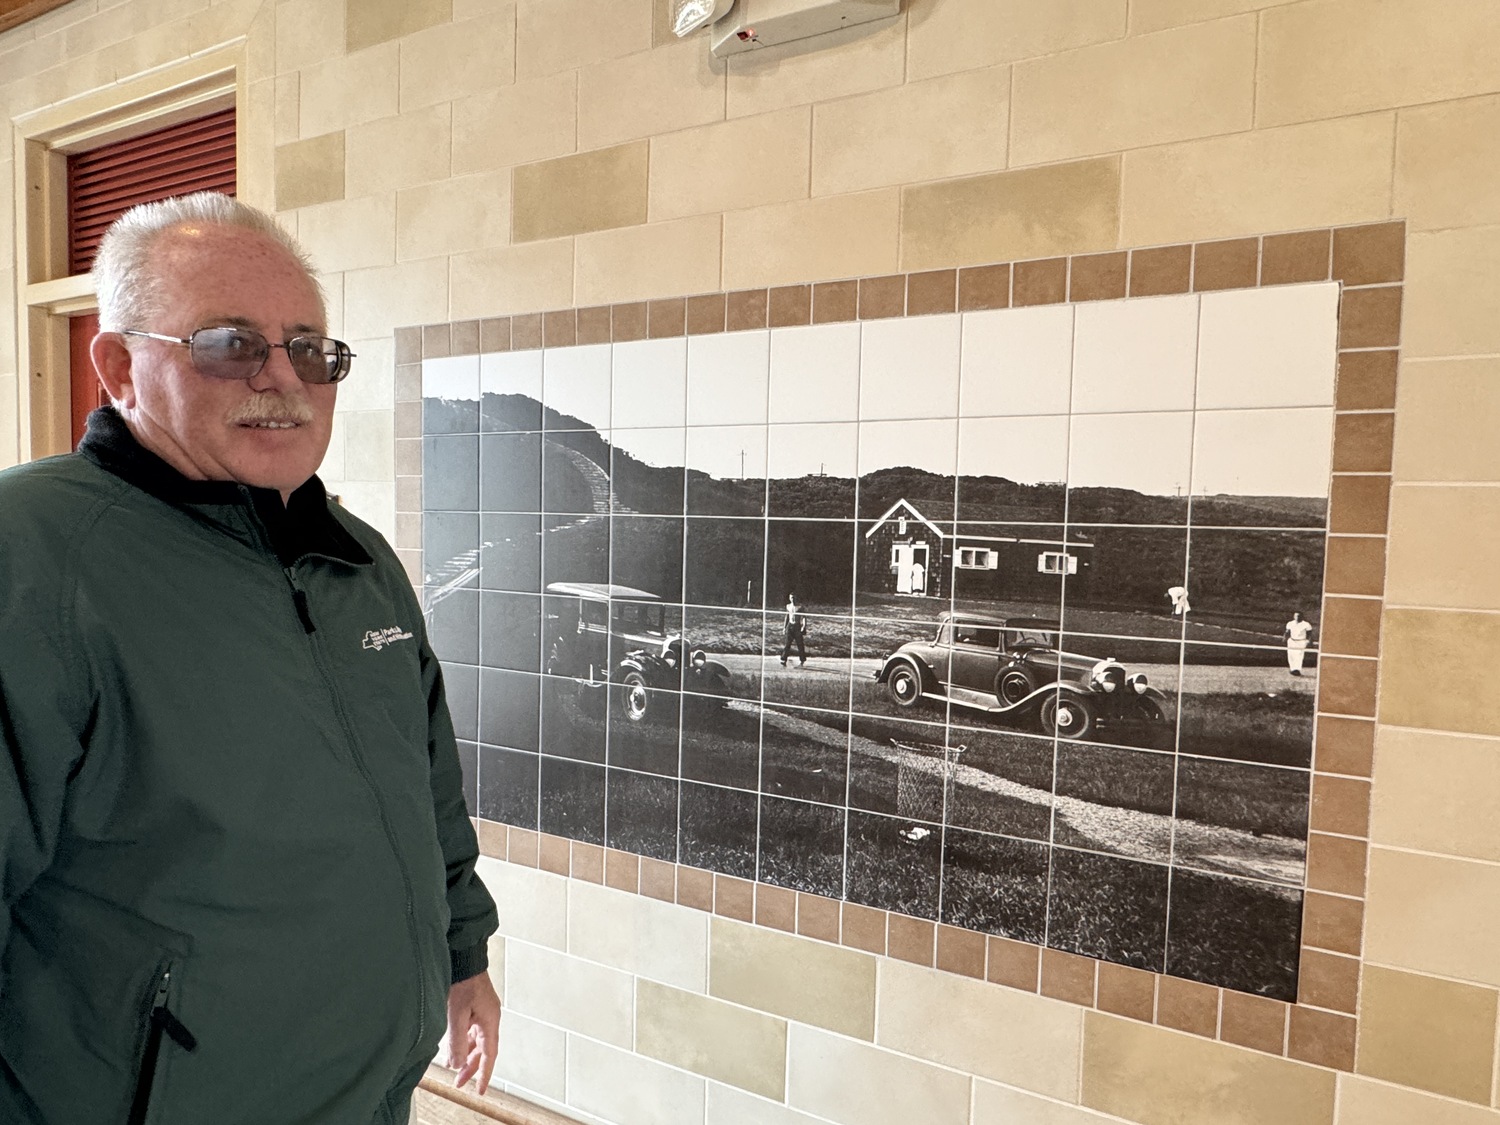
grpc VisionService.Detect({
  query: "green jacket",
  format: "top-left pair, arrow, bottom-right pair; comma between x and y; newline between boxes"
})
0,410 -> 497,1124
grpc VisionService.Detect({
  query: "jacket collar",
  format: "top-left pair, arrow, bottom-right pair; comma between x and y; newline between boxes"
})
76,406 -> 372,567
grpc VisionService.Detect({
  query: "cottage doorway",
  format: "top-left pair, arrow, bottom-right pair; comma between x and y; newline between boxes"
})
895,543 -> 930,595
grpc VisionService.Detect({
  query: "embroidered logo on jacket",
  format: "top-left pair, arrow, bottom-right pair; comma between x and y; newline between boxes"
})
362,626 -> 414,651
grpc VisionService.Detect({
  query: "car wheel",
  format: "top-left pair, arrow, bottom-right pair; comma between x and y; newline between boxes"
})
886,663 -> 923,708
619,671 -> 651,723
994,668 -> 1033,707
1040,694 -> 1094,740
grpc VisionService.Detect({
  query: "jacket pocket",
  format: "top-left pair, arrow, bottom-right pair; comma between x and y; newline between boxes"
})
126,961 -> 198,1125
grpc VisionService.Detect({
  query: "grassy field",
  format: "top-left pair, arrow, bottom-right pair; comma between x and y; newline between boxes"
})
1164,868 -> 1302,1000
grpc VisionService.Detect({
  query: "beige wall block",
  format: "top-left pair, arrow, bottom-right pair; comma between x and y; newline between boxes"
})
343,256 -> 449,340
271,74 -> 298,146
297,193 -> 397,274
336,480 -> 395,541
575,214 -> 720,306
1381,608 -> 1500,735
504,943 -> 634,1046
399,11 -> 516,112
1366,846 -> 1500,986
568,1035 -> 705,1125
637,980 -> 787,1099
516,0 -> 653,80
342,409 -> 394,480
724,189 -> 898,290
908,0 -> 1125,81
1371,727 -> 1500,862
496,1011 -> 567,1102
1258,0 -> 1500,128
726,15 -> 906,120
396,171 -> 511,261
901,158 -> 1118,272
1396,95 -> 1500,231
705,1084 -> 835,1125
1081,1013 -> 1336,1125
1120,113 -> 1394,246
578,36 -> 724,150
346,0 -> 450,52
345,105 -> 452,198
974,1082 -> 1125,1125
275,132 -> 345,212
568,881 -> 709,993
320,274 -> 347,340
514,142 -> 648,243
1338,1073 -> 1500,1125
2,373 -> 24,470
319,413 -> 346,483
1387,486 -> 1500,609
299,43 -> 400,138
453,70 -> 577,176
1394,359 -> 1500,482
476,856 -> 568,947
277,0 -> 343,72
338,335 -> 395,413
786,1025 -> 971,1125
877,960 -> 1082,1100
246,0 -> 277,83
650,107 -> 810,222
450,238 -> 574,318
812,65 -> 1009,196
1358,964 -> 1498,1102
1011,16 -> 1254,167
74,0 -> 159,50
709,918 -> 877,1040
1403,226 -> 1500,359
1130,0 -> 1299,34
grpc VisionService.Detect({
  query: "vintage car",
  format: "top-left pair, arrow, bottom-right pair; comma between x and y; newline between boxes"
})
874,613 -> 1171,741
543,582 -> 731,722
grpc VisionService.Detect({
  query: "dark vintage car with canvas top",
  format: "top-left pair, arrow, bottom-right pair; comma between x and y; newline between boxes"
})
544,582 -> 731,721
874,613 -> 1172,741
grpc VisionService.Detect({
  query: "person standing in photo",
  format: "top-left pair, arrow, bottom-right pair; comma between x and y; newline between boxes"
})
1284,611 -> 1316,676
781,593 -> 807,667
1167,585 -> 1191,617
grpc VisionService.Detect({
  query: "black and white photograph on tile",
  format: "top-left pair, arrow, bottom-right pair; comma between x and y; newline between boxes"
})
419,279 -> 1341,1000
679,781 -> 758,879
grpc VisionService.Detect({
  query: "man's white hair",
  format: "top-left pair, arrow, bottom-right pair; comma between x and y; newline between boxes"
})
91,191 -> 324,331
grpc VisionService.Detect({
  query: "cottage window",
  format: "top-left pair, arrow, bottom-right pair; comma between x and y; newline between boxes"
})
1038,551 -> 1078,575
957,547 -> 998,570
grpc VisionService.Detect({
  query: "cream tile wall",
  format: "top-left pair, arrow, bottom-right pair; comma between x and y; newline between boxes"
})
6,3 -> 1500,1124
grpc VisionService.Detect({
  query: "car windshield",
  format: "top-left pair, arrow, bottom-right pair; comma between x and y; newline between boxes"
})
612,601 -> 665,636
1007,626 -> 1055,648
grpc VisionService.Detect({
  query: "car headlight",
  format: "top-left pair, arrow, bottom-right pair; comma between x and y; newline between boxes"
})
1128,672 -> 1149,695
1091,660 -> 1125,693
691,649 -> 708,668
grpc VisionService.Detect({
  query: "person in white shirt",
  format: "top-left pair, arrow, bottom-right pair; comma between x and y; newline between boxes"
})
1284,611 -> 1315,676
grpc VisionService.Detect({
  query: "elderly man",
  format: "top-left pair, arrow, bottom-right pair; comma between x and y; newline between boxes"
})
0,193 -> 499,1125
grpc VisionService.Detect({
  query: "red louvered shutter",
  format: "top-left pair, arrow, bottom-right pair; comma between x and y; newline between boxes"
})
66,106 -> 236,446
66,106 -> 237,277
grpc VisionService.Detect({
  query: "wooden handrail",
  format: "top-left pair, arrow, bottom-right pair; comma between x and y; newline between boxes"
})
417,1069 -> 583,1125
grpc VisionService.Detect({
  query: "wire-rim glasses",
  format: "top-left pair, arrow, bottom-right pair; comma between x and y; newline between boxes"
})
121,326 -> 355,385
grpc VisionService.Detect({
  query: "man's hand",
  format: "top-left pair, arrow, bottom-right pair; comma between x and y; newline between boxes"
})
444,971 -> 501,1095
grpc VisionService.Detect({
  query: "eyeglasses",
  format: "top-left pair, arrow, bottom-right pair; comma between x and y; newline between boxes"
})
121,327 -> 355,385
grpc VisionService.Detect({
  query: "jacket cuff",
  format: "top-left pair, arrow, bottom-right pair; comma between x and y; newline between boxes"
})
450,942 -> 489,984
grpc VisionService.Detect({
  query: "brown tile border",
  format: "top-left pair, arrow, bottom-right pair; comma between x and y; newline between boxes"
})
424,220 -> 1407,1072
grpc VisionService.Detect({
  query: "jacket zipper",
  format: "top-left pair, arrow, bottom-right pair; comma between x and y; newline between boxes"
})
126,964 -> 197,1125
278,561 -> 430,1052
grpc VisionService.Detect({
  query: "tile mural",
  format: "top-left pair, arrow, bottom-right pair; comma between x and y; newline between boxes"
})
421,282 -> 1341,1001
